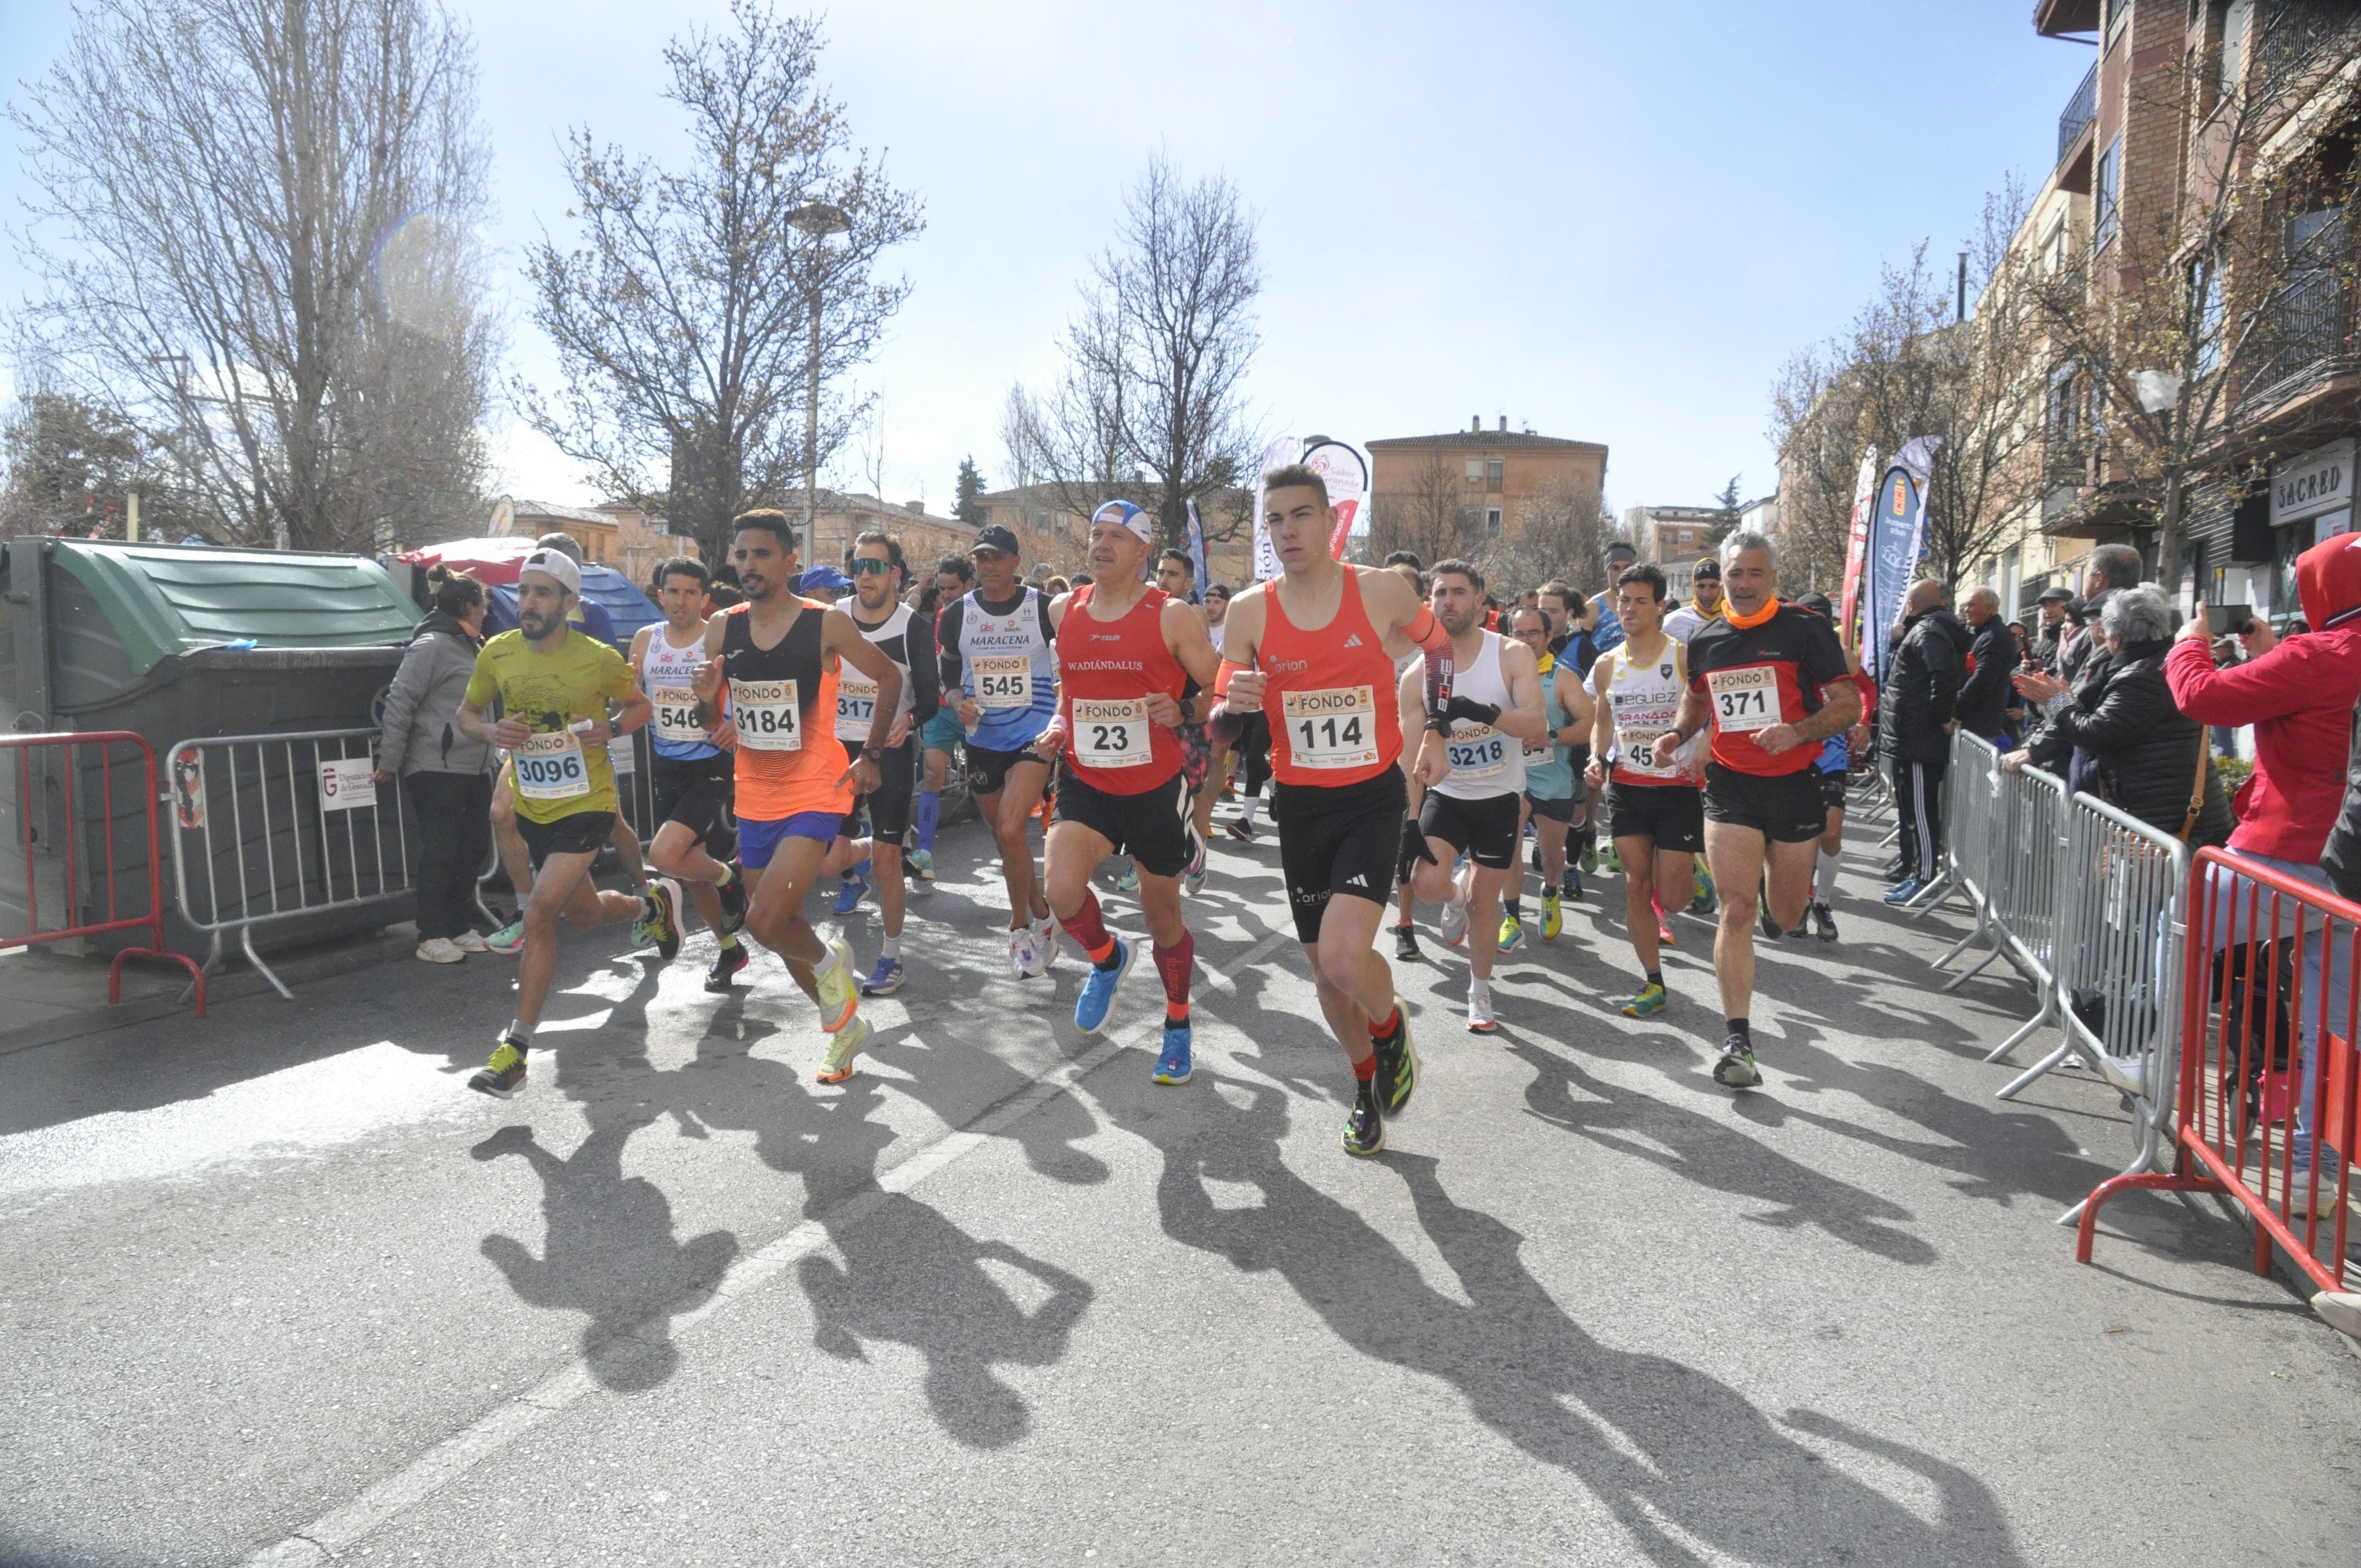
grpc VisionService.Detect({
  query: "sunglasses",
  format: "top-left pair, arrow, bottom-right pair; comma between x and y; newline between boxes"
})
851,558 -> 896,576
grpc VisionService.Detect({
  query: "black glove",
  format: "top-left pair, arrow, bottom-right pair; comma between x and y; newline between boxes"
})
1445,695 -> 1502,728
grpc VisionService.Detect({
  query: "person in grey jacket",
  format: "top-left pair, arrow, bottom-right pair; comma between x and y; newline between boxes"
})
375,567 -> 493,962
1881,579 -> 1969,901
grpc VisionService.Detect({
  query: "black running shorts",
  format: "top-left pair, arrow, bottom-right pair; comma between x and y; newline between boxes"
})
965,741 -> 1046,800
652,753 -> 737,857
1704,761 -> 1829,845
1525,791 -> 1577,824
1418,789 -> 1522,870
1820,767 -> 1850,810
1272,767 -> 1406,944
515,809 -> 616,872
847,736 -> 920,843
1052,764 -> 1192,879
1607,781 -> 1704,854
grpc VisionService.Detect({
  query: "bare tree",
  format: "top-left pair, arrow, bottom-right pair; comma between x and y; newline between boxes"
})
2017,3 -> 2361,580
13,0 -> 496,552
1007,156 -> 1261,547
516,2 -> 922,563
1475,475 -> 1618,595
1368,451 -> 1476,565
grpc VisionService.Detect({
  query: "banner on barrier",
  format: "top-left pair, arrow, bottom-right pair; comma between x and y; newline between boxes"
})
317,756 -> 376,812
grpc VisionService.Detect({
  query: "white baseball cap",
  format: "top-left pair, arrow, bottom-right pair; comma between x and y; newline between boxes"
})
519,547 -> 581,596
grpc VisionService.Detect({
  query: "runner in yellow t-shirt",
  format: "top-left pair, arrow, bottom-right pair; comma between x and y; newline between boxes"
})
453,549 -> 662,1098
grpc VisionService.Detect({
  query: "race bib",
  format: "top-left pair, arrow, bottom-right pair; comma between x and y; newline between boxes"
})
513,731 -> 591,801
835,674 -> 880,742
973,656 -> 1033,711
730,678 -> 802,752
1446,725 -> 1508,782
651,684 -> 704,745
1707,666 -> 1779,734
1073,698 -> 1153,769
1281,686 -> 1378,770
1524,732 -> 1553,759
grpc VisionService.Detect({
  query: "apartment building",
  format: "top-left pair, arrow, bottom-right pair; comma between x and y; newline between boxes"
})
1366,418 -> 1608,548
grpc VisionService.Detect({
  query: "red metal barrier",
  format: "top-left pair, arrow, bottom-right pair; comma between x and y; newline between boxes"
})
2077,848 -> 2352,1298
2,731 -> 205,1017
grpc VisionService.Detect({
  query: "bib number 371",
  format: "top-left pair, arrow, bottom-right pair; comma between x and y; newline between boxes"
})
1707,666 -> 1778,734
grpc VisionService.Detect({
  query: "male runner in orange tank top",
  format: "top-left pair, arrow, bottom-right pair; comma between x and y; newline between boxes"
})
1214,464 -> 1456,1157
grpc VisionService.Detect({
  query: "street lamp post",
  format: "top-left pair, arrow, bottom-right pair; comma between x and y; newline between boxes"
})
787,200 -> 849,571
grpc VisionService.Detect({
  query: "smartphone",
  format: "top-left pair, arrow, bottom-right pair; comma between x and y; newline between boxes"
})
2205,603 -> 2254,637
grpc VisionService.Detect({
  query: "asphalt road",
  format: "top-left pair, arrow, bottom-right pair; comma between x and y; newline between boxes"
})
2,808 -> 2355,1567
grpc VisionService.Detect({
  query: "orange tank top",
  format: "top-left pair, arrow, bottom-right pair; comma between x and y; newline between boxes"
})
1258,567 -> 1403,788
722,597 -> 849,820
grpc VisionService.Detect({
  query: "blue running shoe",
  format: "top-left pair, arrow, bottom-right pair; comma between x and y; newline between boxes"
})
1883,876 -> 1925,905
1073,934 -> 1133,1035
1114,864 -> 1140,894
859,955 -> 905,997
831,872 -> 870,916
1152,1019 -> 1193,1084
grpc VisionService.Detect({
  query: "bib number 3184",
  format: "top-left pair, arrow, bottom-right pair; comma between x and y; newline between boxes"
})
1281,686 -> 1377,770
1707,666 -> 1778,734
731,678 -> 802,751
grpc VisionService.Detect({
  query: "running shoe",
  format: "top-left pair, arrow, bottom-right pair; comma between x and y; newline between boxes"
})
1620,981 -> 1668,1018
1074,934 -> 1134,1035
641,879 -> 683,962
1030,915 -> 1060,973
1152,1019 -> 1193,1085
1467,976 -> 1497,1035
1008,927 -> 1038,979
1811,900 -> 1838,941
704,941 -> 749,993
415,937 -> 465,964
1184,823 -> 1207,879
467,1037 -> 527,1098
714,861 -> 748,934
1563,864 -> 1583,901
816,1013 -> 873,1084
1498,914 -> 1527,952
1713,1037 -> 1762,1088
1114,865 -> 1140,895
1883,876 -> 1925,905
831,872 -> 870,916
815,938 -> 859,1032
1226,818 -> 1256,843
859,956 -> 905,997
1658,920 -> 1677,948
1581,840 -> 1600,875
486,916 -> 525,956
1600,844 -> 1620,875
1372,997 -> 1417,1117
1184,865 -> 1209,897
1760,901 -> 1783,940
1440,894 -> 1469,948
450,930 -> 491,954
1394,924 -> 1422,962
1688,867 -> 1718,917
1541,890 -> 1563,941
907,847 -> 936,881
1342,1075 -> 1386,1157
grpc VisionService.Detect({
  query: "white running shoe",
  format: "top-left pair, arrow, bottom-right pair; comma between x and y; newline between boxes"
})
1440,894 -> 1470,949
415,937 -> 465,964
449,930 -> 491,954
1008,927 -> 1038,979
1030,914 -> 1060,973
1467,976 -> 1497,1034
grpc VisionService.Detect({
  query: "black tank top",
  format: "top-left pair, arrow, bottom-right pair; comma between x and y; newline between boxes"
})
721,597 -> 831,740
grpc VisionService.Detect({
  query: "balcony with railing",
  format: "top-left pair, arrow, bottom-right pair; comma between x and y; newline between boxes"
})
2058,63 -> 2098,162
2233,270 -> 2357,426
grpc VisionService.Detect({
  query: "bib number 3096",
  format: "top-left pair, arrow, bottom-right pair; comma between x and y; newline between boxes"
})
1707,666 -> 1778,734
1281,686 -> 1377,770
513,731 -> 590,801
731,678 -> 802,751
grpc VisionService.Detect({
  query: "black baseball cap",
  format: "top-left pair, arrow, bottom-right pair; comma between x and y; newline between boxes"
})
1796,591 -> 1832,616
2037,584 -> 2074,602
1693,557 -> 1722,581
971,524 -> 1020,557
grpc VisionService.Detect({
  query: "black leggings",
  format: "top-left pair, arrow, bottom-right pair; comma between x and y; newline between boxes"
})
1236,712 -> 1272,797
406,770 -> 493,939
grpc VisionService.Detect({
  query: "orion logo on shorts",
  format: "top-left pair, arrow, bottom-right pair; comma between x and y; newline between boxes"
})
1292,887 -> 1326,904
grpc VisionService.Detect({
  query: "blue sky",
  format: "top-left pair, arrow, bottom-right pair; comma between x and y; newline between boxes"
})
0,0 -> 2096,518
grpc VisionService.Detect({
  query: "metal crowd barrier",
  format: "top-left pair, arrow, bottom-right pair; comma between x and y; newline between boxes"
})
1921,730 -> 1999,927
165,727 -> 422,998
1965,761 -> 2070,1058
2,731 -> 205,1015
2079,848 -> 2355,1315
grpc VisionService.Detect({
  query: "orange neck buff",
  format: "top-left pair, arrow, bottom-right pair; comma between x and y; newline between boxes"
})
1723,596 -> 1781,631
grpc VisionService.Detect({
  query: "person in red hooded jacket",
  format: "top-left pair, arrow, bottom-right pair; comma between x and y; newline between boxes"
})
2175,530 -> 2361,1197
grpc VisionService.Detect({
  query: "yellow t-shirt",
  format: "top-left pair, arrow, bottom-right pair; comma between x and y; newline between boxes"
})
465,628 -> 638,824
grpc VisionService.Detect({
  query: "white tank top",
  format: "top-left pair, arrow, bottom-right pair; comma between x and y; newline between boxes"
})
641,621 -> 718,760
1592,635 -> 1691,783
1432,630 -> 1525,802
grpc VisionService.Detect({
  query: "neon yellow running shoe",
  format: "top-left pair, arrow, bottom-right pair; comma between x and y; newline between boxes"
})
815,938 -> 858,1033
817,1013 -> 872,1083
1541,890 -> 1564,941
1621,982 -> 1668,1019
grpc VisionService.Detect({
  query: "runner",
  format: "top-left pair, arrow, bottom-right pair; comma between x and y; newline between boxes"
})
910,554 -> 974,882
1538,582 -> 1598,898
1396,561 -> 1546,1033
1505,606 -> 1591,944
818,531 -> 940,995
1214,464 -> 1455,1155
1659,531 -> 1860,1087
1188,580 -> 1233,878
1385,559 -> 1432,964
1032,503 -> 1223,1081
938,524 -> 1062,977
1149,546 -> 1214,897
1660,556 -> 1726,920
456,548 -> 668,1097
1792,591 -> 1875,941
630,555 -> 750,993
688,510 -> 908,1084
1584,562 -> 1706,1020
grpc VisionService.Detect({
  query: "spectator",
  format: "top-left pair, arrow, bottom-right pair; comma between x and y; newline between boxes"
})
375,567 -> 494,964
1881,578 -> 1969,902
2008,584 -> 2232,846
2059,542 -> 2144,688
2033,585 -> 2074,672
1953,587 -> 2017,745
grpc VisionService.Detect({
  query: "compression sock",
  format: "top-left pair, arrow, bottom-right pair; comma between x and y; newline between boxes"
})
1058,890 -> 1120,968
1815,846 -> 1842,903
1154,929 -> 1194,1022
916,790 -> 941,851
850,857 -> 871,881
1241,793 -> 1262,829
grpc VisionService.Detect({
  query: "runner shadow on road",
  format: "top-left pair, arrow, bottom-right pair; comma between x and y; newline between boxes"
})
1118,1075 -> 2023,1565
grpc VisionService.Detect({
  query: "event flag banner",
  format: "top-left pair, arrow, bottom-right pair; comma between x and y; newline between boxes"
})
1184,499 -> 1210,605
1862,436 -> 1942,685
1250,435 -> 1370,578
1838,446 -> 1879,652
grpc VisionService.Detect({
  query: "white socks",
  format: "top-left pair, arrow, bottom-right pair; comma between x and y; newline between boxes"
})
1815,846 -> 1842,904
